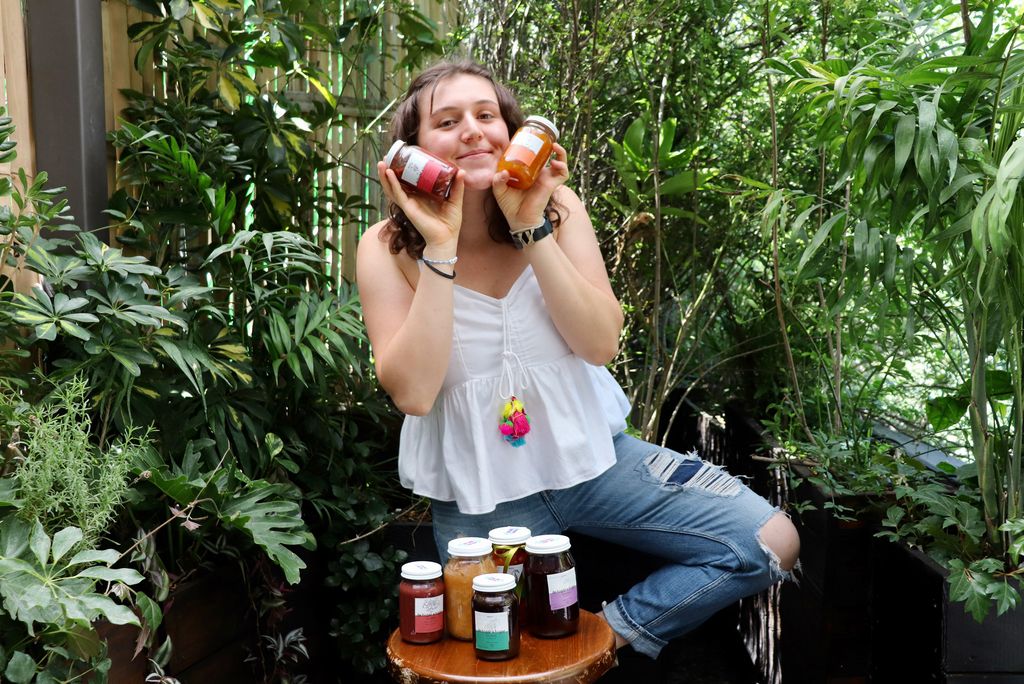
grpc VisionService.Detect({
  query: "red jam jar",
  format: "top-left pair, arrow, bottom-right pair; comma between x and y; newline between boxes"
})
525,534 -> 579,638
488,526 -> 531,625
472,573 -> 520,661
398,561 -> 445,644
384,140 -> 458,200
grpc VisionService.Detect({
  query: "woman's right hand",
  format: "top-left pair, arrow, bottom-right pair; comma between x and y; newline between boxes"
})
377,161 -> 465,251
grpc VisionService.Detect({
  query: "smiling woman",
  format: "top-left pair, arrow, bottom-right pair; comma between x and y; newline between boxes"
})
355,58 -> 800,661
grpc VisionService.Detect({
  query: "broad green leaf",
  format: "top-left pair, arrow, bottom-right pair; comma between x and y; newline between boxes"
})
80,594 -> 140,626
796,211 -> 846,277
306,75 -> 336,108
989,582 -> 1019,616
67,548 -> 120,566
926,395 -> 969,431
28,520 -> 49,567
76,567 -> 145,584
219,484 -> 309,584
659,170 -> 700,195
51,527 -> 83,564
136,591 -> 163,632
4,652 -> 36,684
169,0 -> 189,20
65,623 -> 103,659
893,113 -> 916,182
218,75 -> 240,110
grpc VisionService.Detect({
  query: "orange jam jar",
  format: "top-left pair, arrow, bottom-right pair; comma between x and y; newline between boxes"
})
444,537 -> 497,640
497,115 -> 559,189
384,140 -> 458,200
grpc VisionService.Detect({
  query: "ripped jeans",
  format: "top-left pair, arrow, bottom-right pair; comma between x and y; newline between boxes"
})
429,431 -> 791,659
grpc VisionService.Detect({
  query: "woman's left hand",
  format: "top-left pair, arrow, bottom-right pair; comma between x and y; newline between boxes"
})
491,143 -> 570,232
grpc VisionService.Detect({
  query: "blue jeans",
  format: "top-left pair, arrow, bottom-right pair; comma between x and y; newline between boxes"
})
430,431 -> 792,659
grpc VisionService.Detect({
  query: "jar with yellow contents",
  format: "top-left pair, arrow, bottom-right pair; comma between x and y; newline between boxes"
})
443,537 -> 497,640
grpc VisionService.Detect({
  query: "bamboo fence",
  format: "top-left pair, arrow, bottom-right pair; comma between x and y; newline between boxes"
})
2,0 -> 458,285
0,0 -> 40,294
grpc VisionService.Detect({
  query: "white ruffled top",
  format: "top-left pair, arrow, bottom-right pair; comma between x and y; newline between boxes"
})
398,265 -> 632,514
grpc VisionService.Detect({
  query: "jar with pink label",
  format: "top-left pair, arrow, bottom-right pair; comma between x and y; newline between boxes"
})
525,534 -> 579,637
384,140 -> 457,200
398,561 -> 445,644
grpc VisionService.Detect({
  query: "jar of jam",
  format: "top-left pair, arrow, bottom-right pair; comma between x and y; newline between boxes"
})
444,537 -> 497,641
525,534 -> 579,638
384,140 -> 458,200
472,573 -> 520,661
398,561 -> 445,644
497,115 -> 559,190
488,526 -> 531,624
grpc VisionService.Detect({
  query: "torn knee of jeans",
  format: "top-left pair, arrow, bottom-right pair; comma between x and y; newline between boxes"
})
756,534 -> 801,584
641,450 -> 742,497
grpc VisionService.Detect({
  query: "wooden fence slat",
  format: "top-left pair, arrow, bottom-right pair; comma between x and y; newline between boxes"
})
1,0 -> 35,178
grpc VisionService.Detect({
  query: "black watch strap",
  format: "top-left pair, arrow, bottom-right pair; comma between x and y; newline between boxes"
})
511,217 -> 554,249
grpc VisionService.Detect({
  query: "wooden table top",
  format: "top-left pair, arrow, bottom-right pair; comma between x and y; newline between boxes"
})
386,610 -> 617,684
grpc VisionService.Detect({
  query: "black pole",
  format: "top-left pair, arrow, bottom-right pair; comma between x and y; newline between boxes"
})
25,0 -> 108,241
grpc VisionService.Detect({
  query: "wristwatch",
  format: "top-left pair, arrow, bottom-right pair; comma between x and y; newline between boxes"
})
510,217 -> 554,249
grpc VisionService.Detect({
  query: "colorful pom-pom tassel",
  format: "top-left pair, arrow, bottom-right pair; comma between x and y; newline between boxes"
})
499,395 -> 531,447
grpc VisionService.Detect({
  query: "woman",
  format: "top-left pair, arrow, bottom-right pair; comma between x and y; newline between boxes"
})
356,58 -> 799,658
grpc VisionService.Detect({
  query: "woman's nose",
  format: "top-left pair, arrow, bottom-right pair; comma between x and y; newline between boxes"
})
461,119 -> 483,141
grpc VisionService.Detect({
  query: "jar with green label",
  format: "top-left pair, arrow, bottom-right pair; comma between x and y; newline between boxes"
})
472,573 -> 520,661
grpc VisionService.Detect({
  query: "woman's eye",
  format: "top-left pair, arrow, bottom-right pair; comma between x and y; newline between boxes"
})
439,119 -> 457,128
479,112 -> 495,120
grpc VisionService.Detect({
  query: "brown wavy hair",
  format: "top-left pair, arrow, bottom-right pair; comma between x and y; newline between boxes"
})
381,59 -> 561,258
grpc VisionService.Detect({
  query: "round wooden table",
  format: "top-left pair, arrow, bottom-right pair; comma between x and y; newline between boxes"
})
386,610 -> 617,684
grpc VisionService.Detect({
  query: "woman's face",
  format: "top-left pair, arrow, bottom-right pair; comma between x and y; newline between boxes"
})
416,73 -> 510,191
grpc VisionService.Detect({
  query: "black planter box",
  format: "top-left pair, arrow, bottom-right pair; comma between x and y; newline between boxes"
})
870,539 -> 1024,683
780,463 -> 876,683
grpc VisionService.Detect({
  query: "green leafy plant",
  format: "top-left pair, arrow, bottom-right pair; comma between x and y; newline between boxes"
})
767,1 -> 1024,619
0,520 -> 143,682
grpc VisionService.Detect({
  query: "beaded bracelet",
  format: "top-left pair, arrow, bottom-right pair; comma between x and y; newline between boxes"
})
421,254 -> 458,266
419,259 -> 456,280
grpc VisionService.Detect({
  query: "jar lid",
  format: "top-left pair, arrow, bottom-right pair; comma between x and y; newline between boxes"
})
488,526 -> 532,545
400,561 -> 442,580
384,139 -> 406,167
473,572 -> 517,593
525,534 -> 571,554
447,537 -> 491,557
525,115 -> 559,141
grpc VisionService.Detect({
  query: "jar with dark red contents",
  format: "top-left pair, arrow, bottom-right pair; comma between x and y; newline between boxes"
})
525,534 -> 579,638
384,140 -> 457,200
488,526 -> 530,625
398,561 -> 445,644
472,573 -> 520,661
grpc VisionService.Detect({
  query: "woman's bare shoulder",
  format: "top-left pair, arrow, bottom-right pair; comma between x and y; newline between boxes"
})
360,219 -> 392,247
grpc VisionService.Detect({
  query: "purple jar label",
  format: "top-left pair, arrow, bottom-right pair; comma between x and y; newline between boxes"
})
546,567 -> 578,610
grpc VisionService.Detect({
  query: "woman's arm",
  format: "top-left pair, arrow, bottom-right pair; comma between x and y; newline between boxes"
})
492,144 -> 623,365
526,185 -> 623,365
356,166 -> 464,416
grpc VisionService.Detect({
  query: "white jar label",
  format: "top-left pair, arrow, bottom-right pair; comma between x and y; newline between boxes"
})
510,130 -> 545,155
474,610 -> 510,651
505,563 -> 524,581
401,151 -> 442,193
414,595 -> 443,632
546,567 -> 578,610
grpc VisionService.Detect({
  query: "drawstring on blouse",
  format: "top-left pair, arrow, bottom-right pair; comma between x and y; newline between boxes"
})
499,304 -> 528,400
